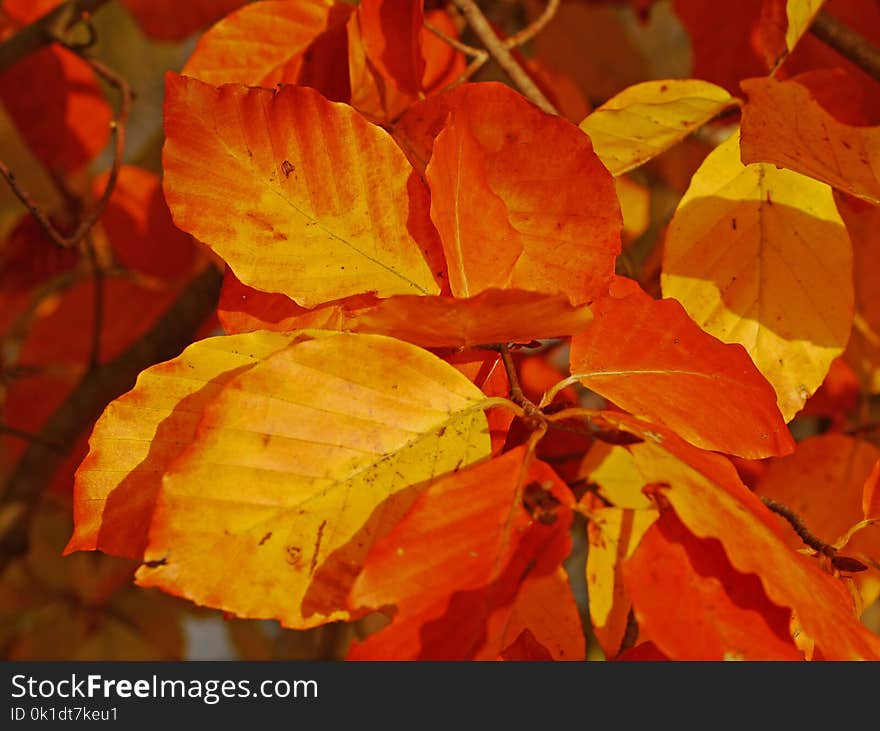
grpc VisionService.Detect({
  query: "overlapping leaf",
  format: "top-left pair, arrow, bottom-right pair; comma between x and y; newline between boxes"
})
120,0 -> 249,41
71,331 -> 495,627
741,75 -> 880,205
579,79 -> 735,176
181,0 -> 349,87
95,166 -> 197,279
835,194 -> 880,392
587,506 -> 656,658
597,412 -> 880,659
662,132 -> 853,421
625,510 -> 803,660
162,74 -> 443,307
424,82 -> 621,304
0,45 -> 110,173
570,277 -> 793,457
347,448 -> 579,659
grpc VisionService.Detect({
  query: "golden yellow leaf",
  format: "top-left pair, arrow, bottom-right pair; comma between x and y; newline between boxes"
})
579,79 -> 735,176
133,331 -> 494,628
66,331 -> 296,559
586,506 -> 657,658
162,74 -> 442,307
662,132 -> 853,421
578,443 -> 652,510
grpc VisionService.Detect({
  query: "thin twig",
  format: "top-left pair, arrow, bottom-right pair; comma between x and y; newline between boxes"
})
760,496 -> 868,572
0,0 -> 111,74
0,425 -> 65,452
810,10 -> 880,83
425,20 -> 485,58
84,233 -> 104,371
451,0 -> 558,114
0,53 -> 131,251
504,0 -> 560,48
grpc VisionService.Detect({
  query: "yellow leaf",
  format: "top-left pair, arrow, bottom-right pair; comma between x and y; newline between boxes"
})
586,506 -> 657,658
783,0 -> 825,54
133,331 -> 494,628
67,331 -> 296,559
162,74 -> 442,307
661,132 -> 853,421
579,79 -> 735,176
578,443 -> 652,510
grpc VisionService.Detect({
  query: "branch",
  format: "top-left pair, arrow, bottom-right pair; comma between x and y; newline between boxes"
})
0,0 -> 110,73
810,10 -> 880,83
0,265 -> 223,569
0,54 -> 132,250
451,0 -> 558,114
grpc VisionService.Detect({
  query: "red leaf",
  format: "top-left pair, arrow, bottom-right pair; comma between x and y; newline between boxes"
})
625,510 -> 802,660
570,278 -> 794,458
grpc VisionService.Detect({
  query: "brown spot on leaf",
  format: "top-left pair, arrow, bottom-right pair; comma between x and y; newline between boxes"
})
259,532 -> 272,546
522,482 -> 562,525
281,160 -> 295,178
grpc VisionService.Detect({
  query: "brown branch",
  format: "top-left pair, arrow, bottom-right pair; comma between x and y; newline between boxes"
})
810,10 -> 880,83
0,265 -> 223,570
505,0 -> 560,48
0,0 -> 111,74
0,425 -> 65,452
84,233 -> 104,371
451,0 -> 558,114
0,53 -> 131,250
760,496 -> 868,572
424,20 -> 485,58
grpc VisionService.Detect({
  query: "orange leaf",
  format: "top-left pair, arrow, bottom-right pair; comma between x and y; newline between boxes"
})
65,331 -> 295,559
94,166 -> 197,279
425,82 -> 621,304
836,193 -> 880,392
162,74 -> 443,306
757,434 -> 880,549
120,0 -> 249,41
624,510 -> 803,660
569,278 -> 793,458
181,0 -> 351,87
357,0 -> 425,96
347,448 -> 576,659
864,460 -> 880,521
0,45 -> 110,172
673,0 -> 766,94
421,8 -> 466,94
741,73 -> 880,205
219,270 -> 593,348
595,411 -> 880,659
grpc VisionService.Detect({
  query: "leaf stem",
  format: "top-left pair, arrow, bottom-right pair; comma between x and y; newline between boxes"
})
451,0 -> 558,114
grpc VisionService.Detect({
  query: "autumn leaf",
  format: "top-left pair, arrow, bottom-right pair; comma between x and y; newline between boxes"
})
624,510 -> 803,660
217,270 -> 593,348
579,79 -> 735,176
569,277 -> 794,457
94,166 -> 197,279
425,82 -> 621,304
347,448 -> 579,659
162,74 -> 443,307
181,0 -> 349,88
662,132 -> 853,421
0,45 -> 110,173
587,506 -> 656,658
759,0 -> 826,69
599,412 -> 880,659
120,0 -> 249,41
741,74 -> 880,205
757,434 -> 880,551
71,331 -> 494,627
835,193 -> 880,392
